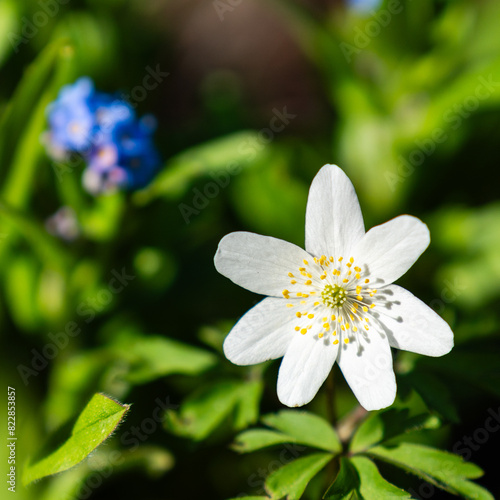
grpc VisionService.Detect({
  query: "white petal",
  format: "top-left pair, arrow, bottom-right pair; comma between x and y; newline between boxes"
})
352,215 -> 430,286
223,297 -> 296,365
338,330 -> 396,411
277,328 -> 339,407
214,232 -> 311,297
305,164 -> 365,259
371,285 -> 454,357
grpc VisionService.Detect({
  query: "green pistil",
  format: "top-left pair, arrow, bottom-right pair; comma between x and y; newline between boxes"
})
321,284 -> 347,308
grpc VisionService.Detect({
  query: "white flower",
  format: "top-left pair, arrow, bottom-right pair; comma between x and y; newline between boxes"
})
214,164 -> 454,411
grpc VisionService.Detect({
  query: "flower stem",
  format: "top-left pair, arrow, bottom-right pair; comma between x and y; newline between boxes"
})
326,369 -> 336,427
337,405 -> 368,443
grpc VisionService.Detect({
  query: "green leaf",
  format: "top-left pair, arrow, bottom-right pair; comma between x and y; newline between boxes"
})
233,429 -> 297,454
0,201 -> 72,271
262,410 -> 342,453
227,497 -> 270,500
265,453 -> 332,500
350,456 -> 411,499
164,380 -> 245,440
233,378 -> 264,430
367,442 -> 494,500
111,334 -> 217,384
324,456 -> 411,500
323,457 -> 361,500
0,40 -> 68,174
1,43 -> 75,208
349,408 -> 438,454
23,393 -> 130,485
0,0 -> 18,67
3,254 -> 40,331
134,131 -> 269,204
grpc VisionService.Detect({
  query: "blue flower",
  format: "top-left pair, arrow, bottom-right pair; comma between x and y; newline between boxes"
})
348,0 -> 382,13
46,77 -> 97,153
45,77 -> 161,195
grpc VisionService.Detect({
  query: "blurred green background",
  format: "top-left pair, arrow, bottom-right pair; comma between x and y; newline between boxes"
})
1,0 -> 499,498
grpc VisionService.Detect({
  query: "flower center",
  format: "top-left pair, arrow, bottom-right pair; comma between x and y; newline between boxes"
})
282,254 -> 378,345
321,284 -> 347,308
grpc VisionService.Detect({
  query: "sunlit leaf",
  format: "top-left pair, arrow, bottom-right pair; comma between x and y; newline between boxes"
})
349,408 -> 438,454
134,131 -> 269,204
232,429 -> 296,454
23,393 -> 130,484
265,453 -> 332,500
262,410 -> 342,453
367,442 -> 493,499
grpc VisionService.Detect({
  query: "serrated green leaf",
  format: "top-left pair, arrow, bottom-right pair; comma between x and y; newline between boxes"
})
265,453 -> 332,500
323,457 -> 361,500
233,429 -> 296,454
349,408 -> 436,454
351,456 -> 411,499
324,456 -> 411,500
367,443 -> 493,500
262,410 -> 341,453
23,393 -> 130,484
111,334 -> 217,384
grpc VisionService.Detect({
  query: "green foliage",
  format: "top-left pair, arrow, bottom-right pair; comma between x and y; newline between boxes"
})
23,394 -> 129,485
367,443 -> 493,500
265,453 -> 333,500
324,456 -> 411,500
261,411 -> 342,453
164,378 -> 263,440
349,408 -> 439,453
110,333 -> 217,384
